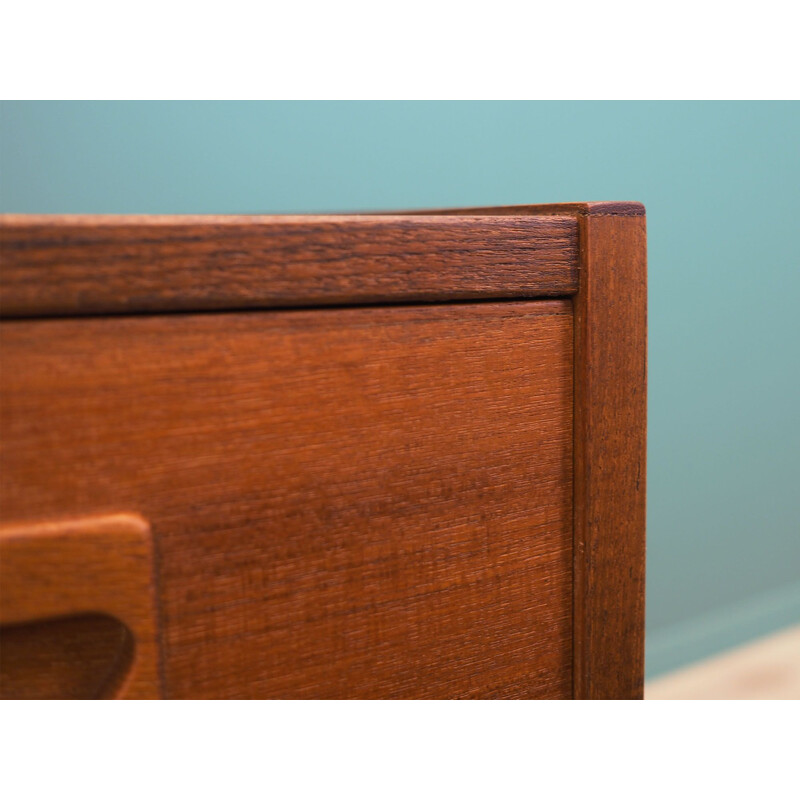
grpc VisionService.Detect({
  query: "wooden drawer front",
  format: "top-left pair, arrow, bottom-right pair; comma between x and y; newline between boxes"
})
0,300 -> 573,698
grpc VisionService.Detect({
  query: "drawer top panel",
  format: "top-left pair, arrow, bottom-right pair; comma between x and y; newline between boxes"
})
0,209 -> 587,316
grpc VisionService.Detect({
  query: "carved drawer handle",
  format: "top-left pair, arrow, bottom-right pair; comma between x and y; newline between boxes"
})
0,514 -> 162,699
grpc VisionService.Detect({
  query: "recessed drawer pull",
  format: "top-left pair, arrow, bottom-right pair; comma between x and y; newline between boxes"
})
0,514 -> 162,699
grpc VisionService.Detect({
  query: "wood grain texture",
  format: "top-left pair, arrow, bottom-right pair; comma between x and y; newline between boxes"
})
0,301 -> 574,699
1,203 -> 646,699
0,515 -> 162,698
572,208 -> 647,699
0,214 -> 578,317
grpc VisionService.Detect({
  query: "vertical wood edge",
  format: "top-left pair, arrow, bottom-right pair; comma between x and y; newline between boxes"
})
573,210 -> 647,699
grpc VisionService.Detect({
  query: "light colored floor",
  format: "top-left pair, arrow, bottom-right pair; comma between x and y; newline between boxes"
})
646,624 -> 800,700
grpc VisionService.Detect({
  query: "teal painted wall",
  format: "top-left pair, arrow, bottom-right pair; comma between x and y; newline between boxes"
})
2,101 -> 798,677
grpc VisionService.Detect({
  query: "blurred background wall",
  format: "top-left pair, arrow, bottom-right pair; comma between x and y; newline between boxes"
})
2,101 -> 798,678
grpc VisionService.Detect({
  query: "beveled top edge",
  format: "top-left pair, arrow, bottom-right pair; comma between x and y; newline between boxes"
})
0,203 -> 644,227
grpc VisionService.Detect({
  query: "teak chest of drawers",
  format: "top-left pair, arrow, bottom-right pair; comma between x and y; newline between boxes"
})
0,202 -> 646,699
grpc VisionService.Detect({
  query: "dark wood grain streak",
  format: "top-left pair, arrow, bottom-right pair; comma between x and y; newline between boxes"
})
572,208 -> 647,699
0,215 -> 578,317
1,301 -> 574,699
400,201 -> 646,218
